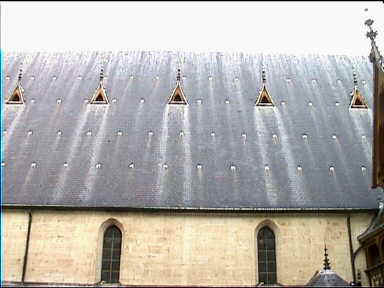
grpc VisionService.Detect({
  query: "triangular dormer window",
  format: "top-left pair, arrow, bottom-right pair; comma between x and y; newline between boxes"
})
255,67 -> 274,106
350,88 -> 368,108
256,86 -> 274,106
168,84 -> 188,105
89,68 -> 109,104
168,69 -> 188,105
350,70 -> 367,109
6,69 -> 25,104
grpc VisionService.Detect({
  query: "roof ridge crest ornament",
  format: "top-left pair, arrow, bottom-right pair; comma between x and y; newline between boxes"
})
365,18 -> 384,67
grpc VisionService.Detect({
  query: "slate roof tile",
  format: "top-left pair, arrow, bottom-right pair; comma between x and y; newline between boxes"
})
2,51 -> 379,209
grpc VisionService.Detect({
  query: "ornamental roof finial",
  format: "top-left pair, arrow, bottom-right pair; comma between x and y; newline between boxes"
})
353,68 -> 358,90
365,19 -> 377,41
18,63 -> 23,83
177,68 -> 181,82
100,67 -> 104,83
365,18 -> 383,65
262,66 -> 266,85
323,244 -> 331,270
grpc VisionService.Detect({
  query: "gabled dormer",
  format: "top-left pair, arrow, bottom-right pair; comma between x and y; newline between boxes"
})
89,68 -> 109,104
168,69 -> 188,105
255,67 -> 274,106
6,68 -> 25,104
350,69 -> 368,109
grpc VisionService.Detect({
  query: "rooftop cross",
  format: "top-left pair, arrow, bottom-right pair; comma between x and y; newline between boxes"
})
323,245 -> 331,270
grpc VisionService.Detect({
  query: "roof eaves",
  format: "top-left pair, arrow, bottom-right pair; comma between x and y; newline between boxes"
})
2,204 -> 378,214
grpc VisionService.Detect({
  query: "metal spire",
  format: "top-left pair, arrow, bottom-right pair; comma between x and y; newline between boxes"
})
99,67 -> 104,83
352,68 -> 359,90
365,18 -> 383,65
18,65 -> 23,83
323,245 -> 331,270
176,68 -> 181,82
262,66 -> 266,85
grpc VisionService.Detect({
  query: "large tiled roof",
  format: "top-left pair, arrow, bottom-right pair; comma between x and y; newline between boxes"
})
1,51 -> 379,209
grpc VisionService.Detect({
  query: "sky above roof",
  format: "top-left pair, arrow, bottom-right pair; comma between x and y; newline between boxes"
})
1,1 -> 384,56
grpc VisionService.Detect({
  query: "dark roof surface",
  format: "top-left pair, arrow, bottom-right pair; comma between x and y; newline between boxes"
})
1,51 -> 379,209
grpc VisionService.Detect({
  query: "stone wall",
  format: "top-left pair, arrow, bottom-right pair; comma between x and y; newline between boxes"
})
2,209 -> 374,286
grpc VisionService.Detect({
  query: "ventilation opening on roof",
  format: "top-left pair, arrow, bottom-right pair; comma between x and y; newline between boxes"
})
6,85 -> 24,104
174,93 -> 182,102
168,84 -> 187,105
90,87 -> 109,104
255,86 -> 274,106
350,89 -> 368,109
95,93 -> 104,102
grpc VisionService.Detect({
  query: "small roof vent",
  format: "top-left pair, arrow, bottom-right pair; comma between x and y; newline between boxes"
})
168,69 -> 188,105
6,68 -> 25,104
89,67 -> 109,104
255,66 -> 274,106
350,70 -> 368,109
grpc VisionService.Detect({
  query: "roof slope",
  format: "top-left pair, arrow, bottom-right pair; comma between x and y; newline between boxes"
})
1,51 -> 379,209
307,270 -> 349,286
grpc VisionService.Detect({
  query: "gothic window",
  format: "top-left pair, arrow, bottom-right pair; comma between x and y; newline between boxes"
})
258,226 -> 277,285
101,225 -> 122,283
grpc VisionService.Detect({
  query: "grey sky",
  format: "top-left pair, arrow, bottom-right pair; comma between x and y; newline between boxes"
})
1,1 -> 384,56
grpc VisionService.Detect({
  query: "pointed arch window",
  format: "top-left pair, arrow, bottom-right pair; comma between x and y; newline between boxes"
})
257,226 -> 277,285
101,225 -> 122,283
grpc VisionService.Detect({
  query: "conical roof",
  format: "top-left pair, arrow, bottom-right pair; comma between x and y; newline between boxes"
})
307,269 -> 349,287
307,246 -> 349,286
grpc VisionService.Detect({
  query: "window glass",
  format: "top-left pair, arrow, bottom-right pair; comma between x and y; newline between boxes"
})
101,225 -> 122,283
258,226 -> 276,285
